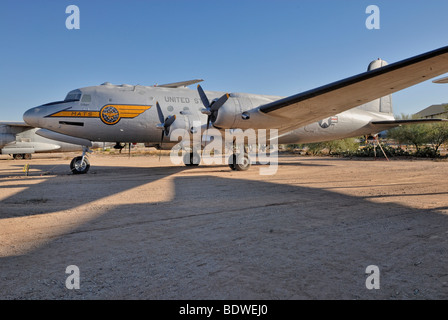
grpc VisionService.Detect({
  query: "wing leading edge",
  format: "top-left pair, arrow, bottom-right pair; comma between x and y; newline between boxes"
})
257,46 -> 448,132
158,79 -> 204,88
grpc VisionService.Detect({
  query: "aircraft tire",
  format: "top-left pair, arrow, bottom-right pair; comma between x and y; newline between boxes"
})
228,153 -> 251,171
183,151 -> 200,167
13,154 -> 23,160
70,156 -> 90,174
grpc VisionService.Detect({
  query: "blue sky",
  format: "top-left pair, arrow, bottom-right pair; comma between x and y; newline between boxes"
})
1,0 -> 447,121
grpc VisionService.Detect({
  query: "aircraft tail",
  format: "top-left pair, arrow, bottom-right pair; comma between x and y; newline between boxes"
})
356,58 -> 393,115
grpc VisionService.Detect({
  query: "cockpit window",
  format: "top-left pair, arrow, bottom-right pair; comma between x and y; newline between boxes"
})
81,94 -> 91,103
64,91 -> 82,101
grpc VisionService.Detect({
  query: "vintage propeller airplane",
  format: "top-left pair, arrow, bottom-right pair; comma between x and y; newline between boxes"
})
23,46 -> 448,174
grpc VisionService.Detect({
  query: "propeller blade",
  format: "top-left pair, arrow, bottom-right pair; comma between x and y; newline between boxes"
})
206,115 -> 211,132
197,85 -> 229,139
128,143 -> 131,158
156,101 -> 165,124
210,93 -> 229,112
164,115 -> 176,136
203,115 -> 212,145
164,114 -> 176,128
197,85 -> 210,109
156,102 -> 176,136
159,131 -> 164,161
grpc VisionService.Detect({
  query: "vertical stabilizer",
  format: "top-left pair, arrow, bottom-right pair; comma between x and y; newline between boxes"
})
356,58 -> 393,114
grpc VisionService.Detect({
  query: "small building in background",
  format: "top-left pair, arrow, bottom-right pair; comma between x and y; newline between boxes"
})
414,76 -> 448,119
414,104 -> 448,119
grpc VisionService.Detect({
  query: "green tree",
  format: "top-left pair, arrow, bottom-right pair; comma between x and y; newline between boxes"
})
387,114 -> 430,152
305,137 -> 360,155
426,122 -> 448,152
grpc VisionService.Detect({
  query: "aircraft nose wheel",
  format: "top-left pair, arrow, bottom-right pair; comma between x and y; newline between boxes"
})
228,153 -> 251,171
183,151 -> 201,167
70,156 -> 90,174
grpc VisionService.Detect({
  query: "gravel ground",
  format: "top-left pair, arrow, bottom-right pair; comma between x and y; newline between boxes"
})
1,153 -> 448,300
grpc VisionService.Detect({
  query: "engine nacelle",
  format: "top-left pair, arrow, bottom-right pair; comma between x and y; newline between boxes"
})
213,93 -> 286,130
212,98 -> 238,129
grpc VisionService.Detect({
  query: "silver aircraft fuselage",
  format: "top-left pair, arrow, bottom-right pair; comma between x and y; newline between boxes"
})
23,83 -> 394,148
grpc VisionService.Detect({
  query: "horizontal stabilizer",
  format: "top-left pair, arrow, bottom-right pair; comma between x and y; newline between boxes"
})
371,118 -> 448,128
433,76 -> 448,83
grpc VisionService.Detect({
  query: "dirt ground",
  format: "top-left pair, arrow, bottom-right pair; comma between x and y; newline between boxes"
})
1,152 -> 448,300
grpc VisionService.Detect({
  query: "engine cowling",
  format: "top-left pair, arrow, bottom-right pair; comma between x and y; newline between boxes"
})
212,97 -> 238,129
213,93 -> 284,130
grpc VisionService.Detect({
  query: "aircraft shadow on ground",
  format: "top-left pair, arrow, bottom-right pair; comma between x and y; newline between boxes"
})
0,164 -> 189,218
1,163 -> 448,299
0,159 -> 333,217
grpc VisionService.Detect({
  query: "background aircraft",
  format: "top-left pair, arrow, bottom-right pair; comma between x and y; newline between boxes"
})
0,121 -> 107,168
23,46 -> 448,174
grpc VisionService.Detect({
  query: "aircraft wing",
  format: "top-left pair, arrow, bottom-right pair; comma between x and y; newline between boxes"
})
256,46 -> 448,134
0,121 -> 34,129
0,121 -> 35,134
158,79 -> 204,88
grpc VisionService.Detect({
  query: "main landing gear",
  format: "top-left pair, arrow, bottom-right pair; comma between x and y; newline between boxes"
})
228,143 -> 251,171
228,152 -> 251,171
70,146 -> 91,174
12,154 -> 32,160
181,146 -> 251,171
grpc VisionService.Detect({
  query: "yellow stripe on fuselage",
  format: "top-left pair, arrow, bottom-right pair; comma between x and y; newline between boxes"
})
49,110 -> 100,118
113,105 -> 151,118
49,105 -> 151,119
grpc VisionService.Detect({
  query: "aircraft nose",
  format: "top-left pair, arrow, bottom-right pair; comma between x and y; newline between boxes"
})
23,106 -> 43,127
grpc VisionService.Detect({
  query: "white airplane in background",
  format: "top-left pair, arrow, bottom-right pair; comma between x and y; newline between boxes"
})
0,121 -> 110,171
23,46 -> 448,174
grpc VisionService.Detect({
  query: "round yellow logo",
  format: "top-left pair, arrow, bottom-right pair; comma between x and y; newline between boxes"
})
100,105 -> 120,125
